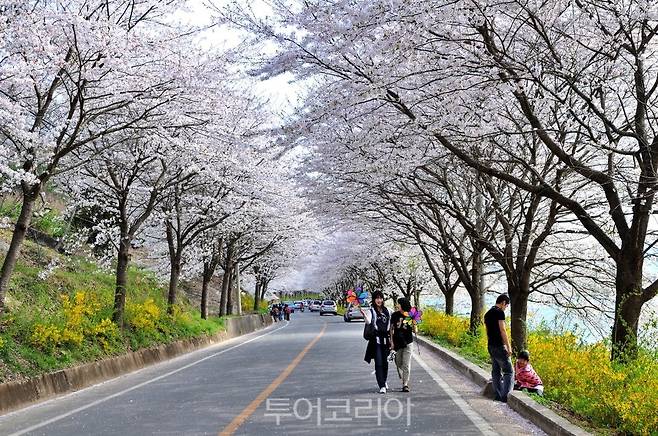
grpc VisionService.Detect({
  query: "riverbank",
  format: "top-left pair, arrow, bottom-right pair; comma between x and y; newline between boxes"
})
419,309 -> 658,435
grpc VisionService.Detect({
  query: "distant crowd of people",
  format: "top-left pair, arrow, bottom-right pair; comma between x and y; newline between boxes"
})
270,303 -> 291,322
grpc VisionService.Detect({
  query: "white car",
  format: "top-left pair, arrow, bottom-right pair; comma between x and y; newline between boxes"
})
344,303 -> 367,322
319,300 -> 337,316
309,300 -> 322,312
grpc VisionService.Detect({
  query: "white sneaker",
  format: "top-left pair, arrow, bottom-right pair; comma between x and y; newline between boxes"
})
385,382 -> 389,389
379,387 -> 386,394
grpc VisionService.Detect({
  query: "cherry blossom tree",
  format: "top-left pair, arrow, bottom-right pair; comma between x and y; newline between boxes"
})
223,0 -> 642,356
0,0 -> 192,315
63,130 -> 192,325
149,136 -> 258,313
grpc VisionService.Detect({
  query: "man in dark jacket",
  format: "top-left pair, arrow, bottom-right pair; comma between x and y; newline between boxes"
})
484,294 -> 513,402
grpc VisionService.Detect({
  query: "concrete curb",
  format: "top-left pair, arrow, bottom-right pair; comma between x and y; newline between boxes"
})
416,335 -> 592,436
0,313 -> 272,416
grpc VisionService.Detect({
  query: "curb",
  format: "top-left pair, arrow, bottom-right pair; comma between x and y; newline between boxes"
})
0,313 -> 272,416
416,335 -> 591,436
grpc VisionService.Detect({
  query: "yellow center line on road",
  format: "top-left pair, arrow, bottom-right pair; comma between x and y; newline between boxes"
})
218,322 -> 328,436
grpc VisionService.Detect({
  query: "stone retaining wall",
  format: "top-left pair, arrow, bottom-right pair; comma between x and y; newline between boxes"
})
0,314 -> 272,416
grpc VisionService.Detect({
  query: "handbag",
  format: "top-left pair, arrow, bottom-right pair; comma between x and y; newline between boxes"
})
363,308 -> 375,340
363,320 -> 375,340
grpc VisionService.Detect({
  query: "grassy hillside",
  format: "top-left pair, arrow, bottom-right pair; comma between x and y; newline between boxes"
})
0,229 -> 225,383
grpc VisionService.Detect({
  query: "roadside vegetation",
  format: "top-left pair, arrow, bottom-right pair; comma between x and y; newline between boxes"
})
241,292 -> 268,315
420,309 -> 658,435
0,228 -> 226,383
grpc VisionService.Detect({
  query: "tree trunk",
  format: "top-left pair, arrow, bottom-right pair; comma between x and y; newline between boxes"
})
165,220 -> 182,314
260,280 -> 269,303
253,280 -> 262,311
219,268 -> 230,317
413,288 -> 421,308
234,263 -> 242,315
0,192 -> 37,315
167,256 -> 181,313
226,266 -> 235,315
445,291 -> 455,316
469,289 -> 484,335
468,247 -> 485,334
201,236 -> 223,320
201,264 -> 212,320
612,256 -> 644,361
510,289 -> 528,353
112,235 -> 131,326
219,242 -> 234,317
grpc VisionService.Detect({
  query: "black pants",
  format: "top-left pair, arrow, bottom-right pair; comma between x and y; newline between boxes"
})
374,343 -> 389,388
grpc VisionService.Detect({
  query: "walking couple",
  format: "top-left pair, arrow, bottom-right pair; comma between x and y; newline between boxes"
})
361,291 -> 415,394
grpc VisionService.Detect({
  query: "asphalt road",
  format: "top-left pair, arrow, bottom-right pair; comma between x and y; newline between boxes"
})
0,311 -> 546,435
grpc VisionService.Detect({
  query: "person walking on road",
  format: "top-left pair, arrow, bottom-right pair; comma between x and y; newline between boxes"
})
362,290 -> 391,394
484,294 -> 514,402
390,297 -> 415,392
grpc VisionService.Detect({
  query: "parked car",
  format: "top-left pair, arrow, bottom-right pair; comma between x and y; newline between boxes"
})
344,303 -> 368,322
283,301 -> 295,313
309,300 -> 322,312
319,300 -> 337,316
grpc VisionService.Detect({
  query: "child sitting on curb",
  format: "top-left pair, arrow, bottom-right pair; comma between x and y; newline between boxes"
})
514,350 -> 544,396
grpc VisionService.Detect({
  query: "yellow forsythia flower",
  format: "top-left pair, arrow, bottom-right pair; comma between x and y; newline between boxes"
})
420,308 -> 658,434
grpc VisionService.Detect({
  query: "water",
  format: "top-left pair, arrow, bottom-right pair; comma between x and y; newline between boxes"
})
421,292 -> 610,344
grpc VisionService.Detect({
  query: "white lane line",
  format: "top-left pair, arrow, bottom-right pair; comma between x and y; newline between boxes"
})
5,322 -> 289,436
413,353 -> 499,436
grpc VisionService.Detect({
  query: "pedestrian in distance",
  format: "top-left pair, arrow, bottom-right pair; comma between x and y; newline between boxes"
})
284,304 -> 291,321
484,293 -> 514,402
361,290 -> 391,394
278,303 -> 284,321
271,305 -> 279,323
390,297 -> 415,392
